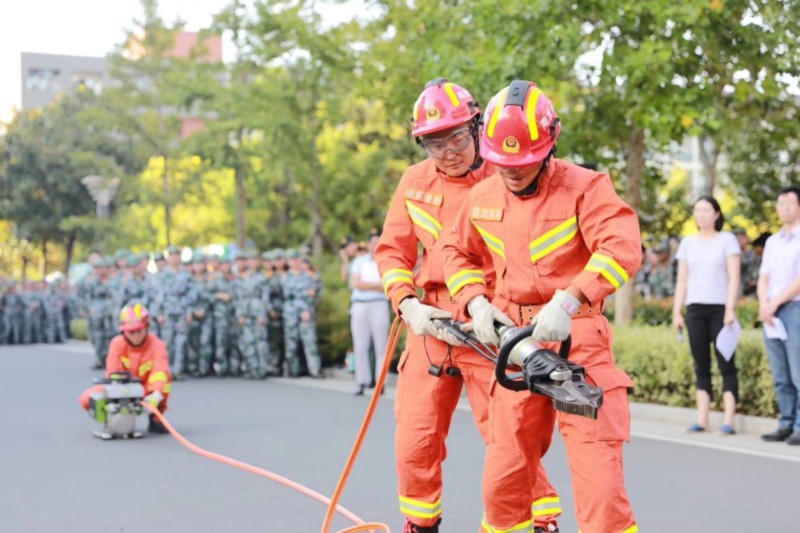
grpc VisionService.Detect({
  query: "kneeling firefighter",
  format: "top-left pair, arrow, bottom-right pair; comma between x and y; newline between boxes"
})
79,302 -> 172,437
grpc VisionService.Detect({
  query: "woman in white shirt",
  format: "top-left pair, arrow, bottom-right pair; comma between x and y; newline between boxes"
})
672,196 -> 741,435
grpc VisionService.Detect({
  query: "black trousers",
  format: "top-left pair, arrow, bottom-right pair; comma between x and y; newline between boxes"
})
686,304 -> 739,400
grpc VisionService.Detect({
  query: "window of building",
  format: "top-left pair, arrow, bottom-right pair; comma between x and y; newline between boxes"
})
26,68 -> 61,92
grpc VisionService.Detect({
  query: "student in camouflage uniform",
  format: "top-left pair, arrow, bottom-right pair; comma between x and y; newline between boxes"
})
44,281 -> 68,343
84,259 -> 115,366
186,253 -> 214,376
121,253 -> 152,308
262,250 -> 285,376
648,244 -> 676,298
154,246 -> 198,378
21,282 -> 43,344
207,255 -> 236,376
234,250 -> 272,379
282,249 -> 322,378
6,282 -> 25,344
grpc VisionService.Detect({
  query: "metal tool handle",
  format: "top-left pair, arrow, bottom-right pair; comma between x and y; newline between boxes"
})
495,321 -> 571,391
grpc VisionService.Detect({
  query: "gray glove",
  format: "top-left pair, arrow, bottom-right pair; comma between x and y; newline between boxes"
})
530,289 -> 581,342
398,297 -> 454,340
464,295 -> 515,345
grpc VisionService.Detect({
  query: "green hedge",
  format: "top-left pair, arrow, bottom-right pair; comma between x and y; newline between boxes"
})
613,325 -> 777,418
604,296 -> 761,328
70,319 -> 88,340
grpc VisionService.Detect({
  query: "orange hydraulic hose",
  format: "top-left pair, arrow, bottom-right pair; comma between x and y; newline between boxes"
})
141,316 -> 405,533
320,316 -> 404,533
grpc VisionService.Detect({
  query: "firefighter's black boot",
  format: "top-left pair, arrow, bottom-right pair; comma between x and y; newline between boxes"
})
148,414 -> 169,434
402,518 -> 440,533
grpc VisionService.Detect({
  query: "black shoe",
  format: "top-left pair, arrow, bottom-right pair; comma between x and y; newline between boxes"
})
366,380 -> 376,389
354,385 -> 365,396
403,518 -> 440,533
787,432 -> 800,445
762,428 -> 793,442
148,414 -> 169,434
91,362 -> 104,370
534,526 -> 560,533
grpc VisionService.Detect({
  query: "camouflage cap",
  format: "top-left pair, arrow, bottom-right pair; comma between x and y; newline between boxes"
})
261,250 -> 274,261
339,235 -> 353,248
165,245 -> 181,256
367,227 -> 382,240
114,249 -> 131,261
285,248 -> 299,259
273,248 -> 286,259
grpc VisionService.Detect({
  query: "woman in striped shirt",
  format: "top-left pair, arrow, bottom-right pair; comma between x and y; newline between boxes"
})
672,196 -> 742,435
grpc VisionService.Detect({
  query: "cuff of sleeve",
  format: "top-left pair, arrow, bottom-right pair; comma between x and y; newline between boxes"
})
456,284 -> 490,315
572,272 -> 611,306
389,286 -> 417,313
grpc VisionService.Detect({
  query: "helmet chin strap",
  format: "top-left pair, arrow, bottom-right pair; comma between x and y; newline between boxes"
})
512,146 -> 557,197
468,114 -> 483,172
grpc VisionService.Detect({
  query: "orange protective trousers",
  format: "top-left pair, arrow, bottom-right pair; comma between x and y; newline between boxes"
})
485,314 -> 636,533
395,292 -> 559,530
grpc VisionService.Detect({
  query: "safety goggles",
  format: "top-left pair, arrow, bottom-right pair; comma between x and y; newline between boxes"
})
418,127 -> 472,157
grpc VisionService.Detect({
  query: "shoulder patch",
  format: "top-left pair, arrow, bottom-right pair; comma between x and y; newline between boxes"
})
404,188 -> 443,207
470,207 -> 504,222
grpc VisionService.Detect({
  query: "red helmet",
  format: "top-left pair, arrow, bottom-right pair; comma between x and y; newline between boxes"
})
411,78 -> 480,138
480,80 -> 560,167
119,302 -> 150,332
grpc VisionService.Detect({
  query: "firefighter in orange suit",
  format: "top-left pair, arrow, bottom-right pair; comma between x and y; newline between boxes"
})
441,80 -> 640,533
79,302 -> 172,434
375,78 -> 561,533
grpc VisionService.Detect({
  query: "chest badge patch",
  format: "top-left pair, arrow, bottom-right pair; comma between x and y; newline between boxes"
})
470,207 -> 504,222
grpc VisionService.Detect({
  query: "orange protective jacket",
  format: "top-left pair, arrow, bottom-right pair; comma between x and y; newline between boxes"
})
442,159 -> 642,316
106,333 -> 172,397
376,159 -> 495,309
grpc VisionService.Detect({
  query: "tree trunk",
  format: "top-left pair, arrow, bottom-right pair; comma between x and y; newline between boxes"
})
615,124 -> 646,326
235,157 -> 246,248
64,232 -> 76,278
163,156 -> 172,247
41,240 -> 48,279
697,134 -> 720,196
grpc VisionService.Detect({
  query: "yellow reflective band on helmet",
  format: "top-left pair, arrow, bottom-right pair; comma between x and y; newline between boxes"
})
529,216 -> 578,263
486,87 -> 509,139
531,496 -> 562,517
585,252 -> 630,289
413,93 -> 423,122
148,370 -> 168,384
163,383 -> 172,393
139,361 -> 153,376
443,82 -> 460,107
120,356 -> 130,369
405,200 -> 442,240
481,513 -> 534,533
621,525 -> 639,533
133,303 -> 143,319
472,222 -> 506,260
446,269 -> 486,297
526,87 -> 543,141
399,496 -> 442,520
382,268 -> 414,293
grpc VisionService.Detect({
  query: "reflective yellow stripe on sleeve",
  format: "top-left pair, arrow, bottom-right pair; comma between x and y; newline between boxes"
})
531,496 -> 562,517
148,370 -> 169,384
405,201 -> 442,240
472,222 -> 505,260
399,496 -> 442,520
585,252 -> 630,289
120,356 -> 130,369
481,513 -> 533,533
162,383 -> 172,394
529,216 -> 578,263
382,268 -> 414,293
138,361 -> 153,377
446,269 -> 486,297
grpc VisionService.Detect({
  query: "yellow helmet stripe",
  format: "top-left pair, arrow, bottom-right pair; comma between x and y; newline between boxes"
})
443,83 -> 460,107
486,87 -> 509,139
526,87 -> 543,141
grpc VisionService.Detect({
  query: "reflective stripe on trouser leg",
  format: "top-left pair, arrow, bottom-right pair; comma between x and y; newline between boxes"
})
395,330 -> 463,528
483,384 -> 555,532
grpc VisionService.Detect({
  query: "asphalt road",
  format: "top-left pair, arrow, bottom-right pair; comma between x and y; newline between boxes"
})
1,342 -> 797,532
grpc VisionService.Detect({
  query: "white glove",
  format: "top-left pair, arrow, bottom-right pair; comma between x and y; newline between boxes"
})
465,295 -> 515,345
144,391 -> 164,407
531,289 -> 581,342
398,298 -> 453,338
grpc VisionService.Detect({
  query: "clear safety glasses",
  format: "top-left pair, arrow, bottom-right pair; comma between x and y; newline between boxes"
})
419,127 -> 472,158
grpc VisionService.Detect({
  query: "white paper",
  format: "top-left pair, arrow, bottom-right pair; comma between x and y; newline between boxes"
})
716,320 -> 742,362
764,317 -> 789,341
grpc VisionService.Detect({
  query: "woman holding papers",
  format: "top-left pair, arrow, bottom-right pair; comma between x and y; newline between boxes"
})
672,196 -> 742,435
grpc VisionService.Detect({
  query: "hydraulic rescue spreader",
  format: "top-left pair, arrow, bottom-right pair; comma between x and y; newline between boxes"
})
434,319 -> 604,419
